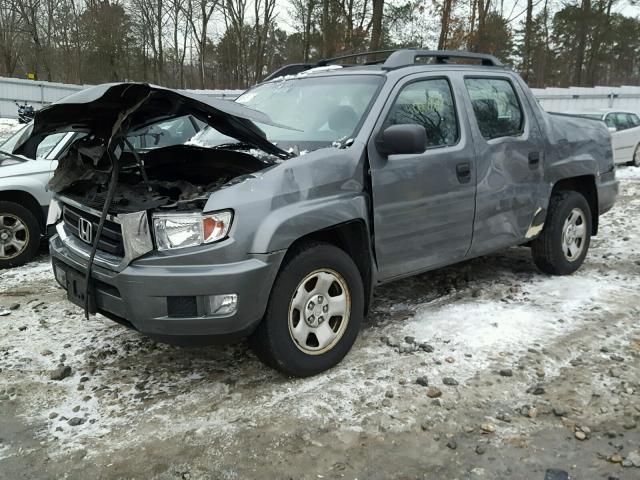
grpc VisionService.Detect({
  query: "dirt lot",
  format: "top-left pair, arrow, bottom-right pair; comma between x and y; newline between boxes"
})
1,168 -> 639,480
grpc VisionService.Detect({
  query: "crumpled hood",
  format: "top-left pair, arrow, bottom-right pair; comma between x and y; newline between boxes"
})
13,82 -> 292,159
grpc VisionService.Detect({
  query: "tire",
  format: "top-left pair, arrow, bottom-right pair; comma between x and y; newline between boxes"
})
249,242 -> 364,377
0,201 -> 41,269
531,191 -> 592,275
629,143 -> 640,167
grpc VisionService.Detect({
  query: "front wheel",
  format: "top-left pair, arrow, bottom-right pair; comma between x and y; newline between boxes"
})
0,201 -> 41,269
249,242 -> 364,377
531,191 -> 592,275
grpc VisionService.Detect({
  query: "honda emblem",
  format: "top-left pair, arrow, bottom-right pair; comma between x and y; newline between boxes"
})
78,217 -> 93,244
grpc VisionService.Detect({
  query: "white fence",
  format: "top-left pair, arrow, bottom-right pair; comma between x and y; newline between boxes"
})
531,86 -> 640,114
0,76 -> 243,119
2,75 -> 640,119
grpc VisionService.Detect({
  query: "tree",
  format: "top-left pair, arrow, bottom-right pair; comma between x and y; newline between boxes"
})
437,0 -> 454,50
184,0 -> 218,88
370,0 -> 384,50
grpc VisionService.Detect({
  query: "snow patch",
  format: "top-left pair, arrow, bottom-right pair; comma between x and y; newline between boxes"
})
0,118 -> 20,141
614,165 -> 640,179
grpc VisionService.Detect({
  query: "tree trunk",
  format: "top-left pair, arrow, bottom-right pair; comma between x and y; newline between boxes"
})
370,0 -> 384,51
321,0 -> 329,57
573,0 -> 591,86
521,0 -> 533,81
437,0 -> 453,50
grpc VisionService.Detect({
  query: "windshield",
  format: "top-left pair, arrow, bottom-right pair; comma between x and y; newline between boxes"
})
0,126 -> 68,160
126,115 -> 204,151
191,75 -> 383,151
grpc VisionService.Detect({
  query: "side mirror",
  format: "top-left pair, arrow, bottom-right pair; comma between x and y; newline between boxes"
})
376,124 -> 427,156
608,126 -> 617,133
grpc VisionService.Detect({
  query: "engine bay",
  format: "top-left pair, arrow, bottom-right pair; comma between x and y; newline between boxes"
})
52,138 -> 275,214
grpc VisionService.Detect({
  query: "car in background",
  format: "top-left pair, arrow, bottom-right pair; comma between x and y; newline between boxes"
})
559,110 -> 640,166
0,115 -> 203,268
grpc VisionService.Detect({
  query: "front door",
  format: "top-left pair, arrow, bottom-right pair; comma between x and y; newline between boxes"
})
368,75 -> 477,280
461,75 -> 546,256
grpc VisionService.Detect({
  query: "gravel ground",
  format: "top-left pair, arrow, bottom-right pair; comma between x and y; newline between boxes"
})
1,168 -> 639,479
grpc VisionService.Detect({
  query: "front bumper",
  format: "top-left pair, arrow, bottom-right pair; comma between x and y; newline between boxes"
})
50,228 -> 284,344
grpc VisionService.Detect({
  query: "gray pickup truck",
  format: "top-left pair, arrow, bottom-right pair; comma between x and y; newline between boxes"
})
14,50 -> 618,376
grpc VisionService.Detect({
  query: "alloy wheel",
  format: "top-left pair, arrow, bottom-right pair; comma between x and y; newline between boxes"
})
561,208 -> 587,262
0,214 -> 29,260
288,269 -> 351,355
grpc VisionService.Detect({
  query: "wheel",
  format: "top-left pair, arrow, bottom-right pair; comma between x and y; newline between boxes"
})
629,143 -> 640,167
531,191 -> 592,275
0,201 -> 41,269
249,242 -> 364,377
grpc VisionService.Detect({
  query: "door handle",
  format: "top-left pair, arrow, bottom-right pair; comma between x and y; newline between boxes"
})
456,162 -> 472,183
529,151 -> 541,167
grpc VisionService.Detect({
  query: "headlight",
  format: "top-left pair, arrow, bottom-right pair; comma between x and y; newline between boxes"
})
152,210 -> 232,251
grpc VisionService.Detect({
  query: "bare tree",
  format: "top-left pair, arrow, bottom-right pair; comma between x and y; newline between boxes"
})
15,0 -> 53,80
573,0 -> 591,85
184,0 -> 219,88
0,0 -> 21,76
437,0 -> 454,50
167,0 -> 190,87
370,0 -> 383,50
253,0 -> 276,83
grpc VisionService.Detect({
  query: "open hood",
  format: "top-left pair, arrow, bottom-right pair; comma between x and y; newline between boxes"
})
13,82 -> 292,159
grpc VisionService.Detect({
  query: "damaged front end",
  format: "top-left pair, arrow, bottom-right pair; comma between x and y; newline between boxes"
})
15,83 -> 293,314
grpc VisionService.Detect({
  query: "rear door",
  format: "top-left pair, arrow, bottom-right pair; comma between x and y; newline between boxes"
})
607,112 -> 636,163
462,74 -> 546,256
368,74 -> 477,280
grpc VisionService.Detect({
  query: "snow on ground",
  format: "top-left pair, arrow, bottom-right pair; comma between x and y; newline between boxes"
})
0,118 -> 20,142
1,166 -> 639,478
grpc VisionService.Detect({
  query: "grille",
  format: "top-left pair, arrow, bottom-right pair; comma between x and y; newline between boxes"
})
63,204 -> 125,257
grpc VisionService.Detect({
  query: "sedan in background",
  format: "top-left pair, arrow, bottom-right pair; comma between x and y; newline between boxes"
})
560,110 -> 640,166
0,115 -> 203,268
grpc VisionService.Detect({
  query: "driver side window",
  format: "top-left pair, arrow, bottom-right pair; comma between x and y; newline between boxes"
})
385,78 -> 459,148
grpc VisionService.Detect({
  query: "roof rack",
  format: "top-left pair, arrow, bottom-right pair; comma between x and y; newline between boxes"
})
382,49 -> 503,69
316,49 -> 399,66
263,49 -> 398,82
262,49 -> 503,82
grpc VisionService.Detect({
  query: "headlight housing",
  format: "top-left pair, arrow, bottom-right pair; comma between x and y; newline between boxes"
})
152,210 -> 233,251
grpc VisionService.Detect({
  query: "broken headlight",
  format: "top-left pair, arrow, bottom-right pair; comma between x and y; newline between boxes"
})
152,210 -> 233,251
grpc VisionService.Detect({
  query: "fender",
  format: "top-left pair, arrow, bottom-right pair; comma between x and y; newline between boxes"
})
250,192 -> 369,253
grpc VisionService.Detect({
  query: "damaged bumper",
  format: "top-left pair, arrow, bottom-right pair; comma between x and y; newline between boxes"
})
49,227 -> 284,343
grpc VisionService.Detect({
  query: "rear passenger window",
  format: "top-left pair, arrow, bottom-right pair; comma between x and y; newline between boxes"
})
631,114 -> 640,127
464,78 -> 524,139
385,78 -> 458,148
614,113 -> 632,130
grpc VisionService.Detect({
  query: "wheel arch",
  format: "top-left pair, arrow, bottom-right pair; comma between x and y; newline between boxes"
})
551,175 -> 598,235
282,220 -> 375,316
0,190 -> 46,234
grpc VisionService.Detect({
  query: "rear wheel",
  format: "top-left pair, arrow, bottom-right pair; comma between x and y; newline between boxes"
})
249,242 -> 364,377
0,201 -> 41,269
531,191 -> 592,275
629,143 -> 640,167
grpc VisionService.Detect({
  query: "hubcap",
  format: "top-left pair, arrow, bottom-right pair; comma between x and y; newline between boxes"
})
288,269 -> 350,355
0,214 -> 29,260
561,208 -> 587,262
